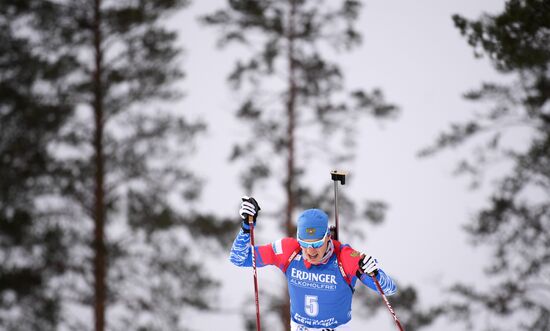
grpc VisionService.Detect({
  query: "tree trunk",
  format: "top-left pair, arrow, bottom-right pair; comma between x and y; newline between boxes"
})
92,0 -> 106,330
283,1 -> 298,330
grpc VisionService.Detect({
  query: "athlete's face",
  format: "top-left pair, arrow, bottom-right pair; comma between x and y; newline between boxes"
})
300,236 -> 329,265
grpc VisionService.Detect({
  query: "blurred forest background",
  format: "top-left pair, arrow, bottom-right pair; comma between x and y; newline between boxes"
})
1,0 -> 548,331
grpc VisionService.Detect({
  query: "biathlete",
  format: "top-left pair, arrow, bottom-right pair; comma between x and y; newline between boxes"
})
230,196 -> 398,330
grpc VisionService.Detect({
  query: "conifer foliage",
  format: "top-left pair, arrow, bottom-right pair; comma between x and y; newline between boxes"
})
1,1 -> 225,330
421,1 -> 550,330
0,3 -> 75,329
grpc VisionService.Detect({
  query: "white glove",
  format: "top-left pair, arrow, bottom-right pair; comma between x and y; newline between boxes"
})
239,196 -> 261,232
239,196 -> 259,220
359,254 -> 379,276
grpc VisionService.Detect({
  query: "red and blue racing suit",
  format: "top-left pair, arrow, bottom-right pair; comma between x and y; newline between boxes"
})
230,229 -> 397,330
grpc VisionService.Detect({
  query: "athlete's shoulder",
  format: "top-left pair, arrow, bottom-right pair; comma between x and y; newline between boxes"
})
271,237 -> 300,255
338,243 -> 363,273
340,244 -> 362,258
267,237 -> 301,271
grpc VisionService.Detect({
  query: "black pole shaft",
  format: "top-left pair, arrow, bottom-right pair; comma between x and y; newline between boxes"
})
331,170 -> 346,240
333,180 -> 339,241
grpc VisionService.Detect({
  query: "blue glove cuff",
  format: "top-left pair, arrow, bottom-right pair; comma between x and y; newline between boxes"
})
241,220 -> 250,230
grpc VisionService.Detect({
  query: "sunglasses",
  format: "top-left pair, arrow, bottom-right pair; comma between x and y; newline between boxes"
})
297,230 -> 328,249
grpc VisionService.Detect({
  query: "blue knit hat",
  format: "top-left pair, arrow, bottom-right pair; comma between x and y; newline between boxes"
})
297,209 -> 329,240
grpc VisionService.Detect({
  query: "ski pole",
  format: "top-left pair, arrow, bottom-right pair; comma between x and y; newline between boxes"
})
330,170 -> 405,331
369,272 -> 405,331
248,214 -> 262,331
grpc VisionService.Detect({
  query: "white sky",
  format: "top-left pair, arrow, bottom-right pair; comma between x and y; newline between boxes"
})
172,0 -> 508,330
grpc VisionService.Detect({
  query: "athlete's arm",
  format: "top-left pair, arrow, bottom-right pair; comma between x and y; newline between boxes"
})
359,269 -> 397,295
229,228 -> 256,267
229,231 -> 297,269
230,196 -> 265,267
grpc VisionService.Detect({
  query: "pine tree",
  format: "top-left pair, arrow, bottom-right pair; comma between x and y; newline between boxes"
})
1,1 -> 228,330
203,1 -> 401,329
420,1 -> 550,329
